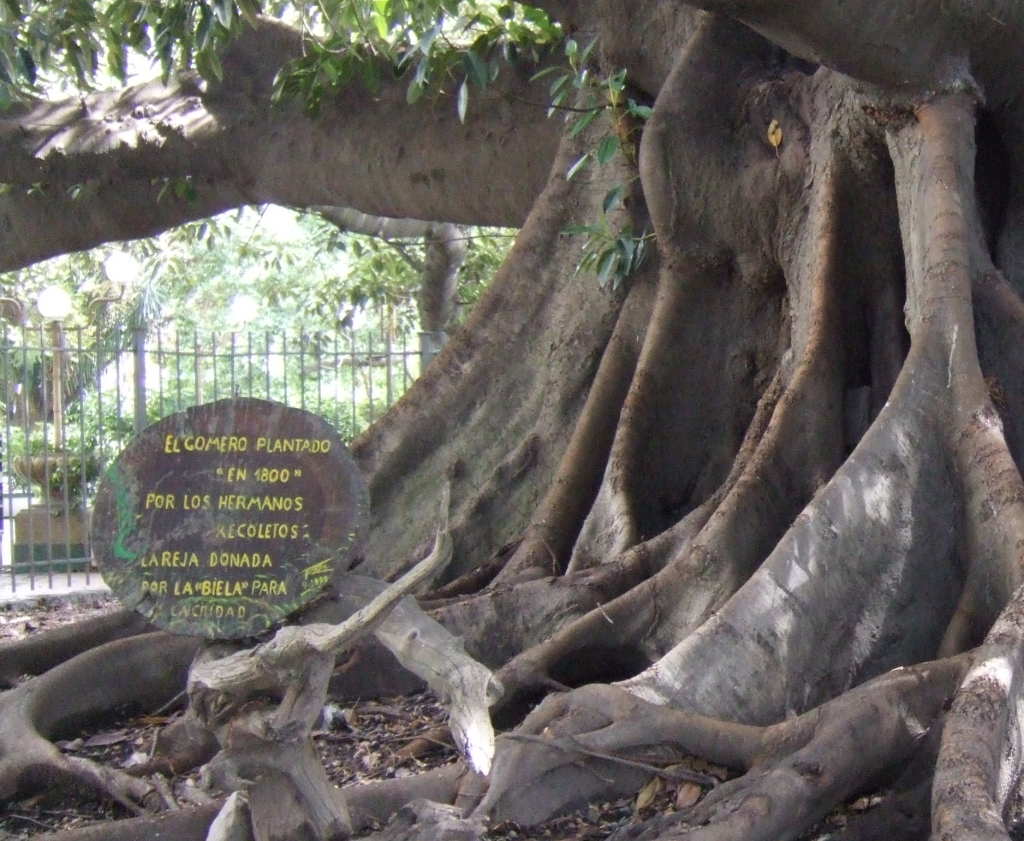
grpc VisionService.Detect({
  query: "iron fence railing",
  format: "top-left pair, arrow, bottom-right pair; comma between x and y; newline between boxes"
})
0,321 -> 429,589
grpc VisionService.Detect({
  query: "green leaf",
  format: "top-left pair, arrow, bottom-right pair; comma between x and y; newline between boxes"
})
416,21 -> 441,56
627,99 -> 653,120
568,108 -> 599,138
196,47 -> 223,82
462,48 -> 488,89
530,66 -> 563,82
606,68 -> 627,96
566,152 -> 591,181
580,37 -> 598,64
549,72 -> 570,98
0,0 -> 22,20
320,58 -> 339,85
633,234 -> 649,269
212,0 -> 233,30
602,185 -> 624,214
564,223 -> 603,236
372,0 -> 390,38
360,57 -> 382,93
16,47 -> 35,84
617,234 -> 636,265
457,78 -> 468,122
413,54 -> 429,85
596,134 -> 620,165
521,6 -> 554,29
172,178 -> 198,202
596,247 -> 619,285
236,0 -> 260,25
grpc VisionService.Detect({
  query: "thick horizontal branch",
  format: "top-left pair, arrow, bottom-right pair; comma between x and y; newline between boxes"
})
0,177 -> 248,272
681,0 -> 1024,95
0,19 -> 561,271
313,207 -> 439,241
523,0 -> 702,98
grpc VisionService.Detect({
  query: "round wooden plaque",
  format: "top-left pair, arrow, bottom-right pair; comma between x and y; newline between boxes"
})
92,398 -> 368,638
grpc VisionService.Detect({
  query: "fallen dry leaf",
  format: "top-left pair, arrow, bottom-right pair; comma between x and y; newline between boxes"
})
675,781 -> 703,810
635,775 -> 663,812
82,730 -> 129,748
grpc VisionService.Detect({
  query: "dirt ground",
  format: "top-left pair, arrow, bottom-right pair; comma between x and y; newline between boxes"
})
0,598 -> 871,840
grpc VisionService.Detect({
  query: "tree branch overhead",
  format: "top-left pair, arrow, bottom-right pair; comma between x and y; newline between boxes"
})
9,1 -> 1024,840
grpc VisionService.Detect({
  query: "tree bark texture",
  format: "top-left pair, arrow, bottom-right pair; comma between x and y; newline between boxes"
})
13,2 -> 1024,840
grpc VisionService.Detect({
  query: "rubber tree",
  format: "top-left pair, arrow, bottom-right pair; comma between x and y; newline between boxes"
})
6,1 -> 1024,839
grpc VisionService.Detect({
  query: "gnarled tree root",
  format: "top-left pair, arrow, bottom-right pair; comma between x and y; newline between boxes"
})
127,707 -> 220,779
31,803 -> 221,841
0,607 -> 154,688
0,631 -> 198,810
933,586 -> 1024,841
342,762 -> 477,833
477,658 -> 965,839
491,27 -> 911,715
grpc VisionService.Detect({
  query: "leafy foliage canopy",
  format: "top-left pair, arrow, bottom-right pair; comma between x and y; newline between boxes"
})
0,0 -> 561,112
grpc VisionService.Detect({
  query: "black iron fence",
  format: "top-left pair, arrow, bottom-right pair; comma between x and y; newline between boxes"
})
1,321 -> 431,590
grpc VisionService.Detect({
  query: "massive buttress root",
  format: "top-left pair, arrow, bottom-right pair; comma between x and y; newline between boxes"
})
479,65 -> 1024,841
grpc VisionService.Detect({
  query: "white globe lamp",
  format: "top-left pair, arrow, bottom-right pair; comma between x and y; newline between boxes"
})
37,285 -> 74,322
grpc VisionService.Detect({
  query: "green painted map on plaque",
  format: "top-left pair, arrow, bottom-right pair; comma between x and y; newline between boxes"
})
92,398 -> 368,639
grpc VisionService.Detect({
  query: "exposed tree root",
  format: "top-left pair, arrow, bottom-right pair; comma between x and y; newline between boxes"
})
934,588 -> 1024,841
0,608 -> 154,688
0,632 -> 198,809
256,74 -> 1024,841
491,253 -> 654,583
342,763 -> 474,833
357,798 -> 485,841
479,684 -> 760,824
32,803 -> 221,841
475,657 -> 965,834
885,97 -> 1024,657
353,111 -> 646,583
493,40 -> 911,718
827,729 -> 940,841
605,660 -> 963,841
16,12 -> 1024,841
594,94 -> 994,725
399,64 -> 1024,841
128,708 -> 220,779
433,551 -> 656,675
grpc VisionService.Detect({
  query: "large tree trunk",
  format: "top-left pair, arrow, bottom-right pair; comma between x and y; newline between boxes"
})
13,2 -> 1024,840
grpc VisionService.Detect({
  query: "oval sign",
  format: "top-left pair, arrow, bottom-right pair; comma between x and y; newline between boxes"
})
92,398 -> 368,639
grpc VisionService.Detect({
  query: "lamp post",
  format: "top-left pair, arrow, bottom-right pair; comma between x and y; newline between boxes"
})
36,285 -> 73,450
102,251 -> 144,432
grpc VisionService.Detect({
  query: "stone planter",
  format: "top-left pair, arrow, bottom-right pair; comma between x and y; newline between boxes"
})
12,452 -> 98,505
12,504 -> 90,571
11,453 -> 96,571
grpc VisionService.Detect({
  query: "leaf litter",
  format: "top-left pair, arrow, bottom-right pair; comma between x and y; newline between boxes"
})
0,598 -> 891,840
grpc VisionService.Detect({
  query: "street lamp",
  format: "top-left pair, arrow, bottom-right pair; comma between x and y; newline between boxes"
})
102,251 -> 141,290
36,285 -> 73,450
101,250 -> 147,432
37,285 -> 73,322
